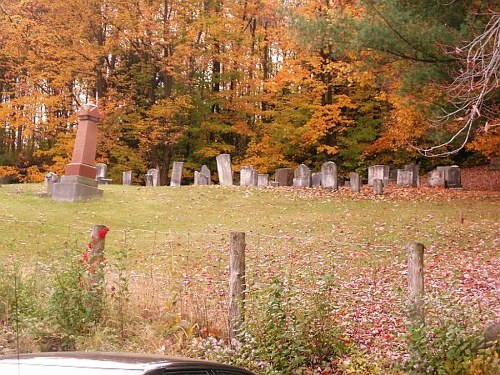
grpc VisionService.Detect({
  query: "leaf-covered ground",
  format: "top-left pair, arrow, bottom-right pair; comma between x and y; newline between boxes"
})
0,166 -> 498,370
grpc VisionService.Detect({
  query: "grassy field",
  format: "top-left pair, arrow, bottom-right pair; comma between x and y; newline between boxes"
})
0,183 -> 498,371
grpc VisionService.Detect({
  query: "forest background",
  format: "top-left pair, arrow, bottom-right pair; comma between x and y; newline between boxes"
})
0,0 -> 498,185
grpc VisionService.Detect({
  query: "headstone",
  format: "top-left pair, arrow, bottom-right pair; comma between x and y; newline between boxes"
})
122,170 -> 132,186
437,165 -> 462,188
95,163 -> 112,184
240,166 -> 258,186
216,154 -> 233,186
269,181 -> 279,187
170,161 -> 183,187
350,172 -> 360,193
258,174 -> 269,187
311,172 -> 322,187
427,169 -> 445,187
293,164 -> 311,188
373,178 -> 383,195
51,105 -> 103,202
194,171 -> 209,185
96,163 -> 106,179
147,168 -> 159,186
344,180 -> 350,188
404,163 -> 420,187
145,173 -> 154,186
200,165 -> 212,184
368,165 -> 390,186
45,172 -> 59,196
274,168 -> 294,186
397,169 -> 413,187
321,161 -> 338,189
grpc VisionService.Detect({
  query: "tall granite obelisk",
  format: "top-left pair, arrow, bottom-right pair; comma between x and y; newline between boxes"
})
52,105 -> 104,202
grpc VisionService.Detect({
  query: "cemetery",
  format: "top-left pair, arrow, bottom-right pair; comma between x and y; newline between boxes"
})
0,106 -> 498,373
0,2 -> 498,373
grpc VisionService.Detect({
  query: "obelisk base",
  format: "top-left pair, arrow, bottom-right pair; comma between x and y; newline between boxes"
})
51,175 -> 103,202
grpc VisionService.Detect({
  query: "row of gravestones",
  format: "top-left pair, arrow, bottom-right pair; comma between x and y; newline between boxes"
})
44,155 -> 462,193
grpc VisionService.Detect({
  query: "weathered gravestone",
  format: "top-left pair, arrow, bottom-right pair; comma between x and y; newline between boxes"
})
145,173 -> 154,186
437,165 -> 462,188
96,163 -> 106,180
96,163 -> 113,184
240,166 -> 258,186
274,168 -> 294,186
258,174 -> 269,187
373,178 -> 384,195
216,154 -> 233,186
52,105 -> 103,202
293,164 -> 311,188
45,172 -> 59,196
350,172 -> 360,193
368,165 -> 390,186
427,169 -> 445,187
397,169 -> 413,187
311,172 -> 322,187
194,171 -> 209,185
170,162 -> 184,187
147,168 -> 159,186
200,165 -> 212,184
405,163 -> 420,187
321,161 -> 338,189
269,181 -> 279,187
122,170 -> 132,186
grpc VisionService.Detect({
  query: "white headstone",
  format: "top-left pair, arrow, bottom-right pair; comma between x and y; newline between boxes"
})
216,154 -> 233,186
293,164 -> 311,188
368,165 -> 390,186
122,170 -> 132,185
170,162 -> 183,187
258,174 -> 269,187
240,166 -> 258,186
147,168 -> 159,186
321,161 -> 338,189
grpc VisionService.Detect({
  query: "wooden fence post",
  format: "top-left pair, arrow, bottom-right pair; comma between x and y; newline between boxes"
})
229,231 -> 246,343
90,224 -> 107,258
88,224 -> 108,286
407,242 -> 425,323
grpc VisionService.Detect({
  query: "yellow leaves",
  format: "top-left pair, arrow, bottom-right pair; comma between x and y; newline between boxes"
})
300,97 -> 356,151
367,92 -> 429,154
467,126 -> 500,158
0,166 -> 21,181
22,165 -> 45,183
242,133 -> 287,173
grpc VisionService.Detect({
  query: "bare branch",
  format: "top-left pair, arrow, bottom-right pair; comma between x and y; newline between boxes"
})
413,12 -> 500,157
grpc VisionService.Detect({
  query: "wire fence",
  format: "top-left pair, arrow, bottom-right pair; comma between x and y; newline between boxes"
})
0,217 -> 403,335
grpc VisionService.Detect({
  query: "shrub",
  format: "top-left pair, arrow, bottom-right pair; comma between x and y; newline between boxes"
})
191,276 -> 350,374
403,301 -> 499,374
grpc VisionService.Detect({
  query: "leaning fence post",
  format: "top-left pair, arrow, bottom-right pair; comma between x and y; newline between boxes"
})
229,231 -> 246,343
407,242 -> 425,323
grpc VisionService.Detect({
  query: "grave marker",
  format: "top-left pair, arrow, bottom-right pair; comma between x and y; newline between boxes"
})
321,161 -> 338,189
293,164 -> 311,188
258,174 -> 269,187
368,165 -> 390,186
274,168 -> 293,186
170,162 -> 184,187
122,171 -> 132,186
216,154 -> 233,186
52,105 -> 103,202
